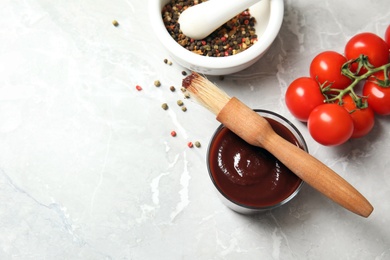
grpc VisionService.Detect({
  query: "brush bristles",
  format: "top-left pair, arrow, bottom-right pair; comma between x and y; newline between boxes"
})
183,72 -> 231,115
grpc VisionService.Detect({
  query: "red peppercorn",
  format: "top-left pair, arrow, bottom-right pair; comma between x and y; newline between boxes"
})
136,85 -> 142,91
221,36 -> 227,42
187,142 -> 193,148
201,40 -> 206,46
171,131 -> 177,137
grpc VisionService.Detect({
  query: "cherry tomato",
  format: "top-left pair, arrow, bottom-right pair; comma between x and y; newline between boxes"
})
362,72 -> 390,115
310,51 -> 352,90
345,32 -> 389,75
285,77 -> 325,122
341,95 -> 375,138
308,104 -> 354,146
385,25 -> 390,49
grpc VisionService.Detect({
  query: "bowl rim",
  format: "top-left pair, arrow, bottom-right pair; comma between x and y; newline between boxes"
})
149,0 -> 284,70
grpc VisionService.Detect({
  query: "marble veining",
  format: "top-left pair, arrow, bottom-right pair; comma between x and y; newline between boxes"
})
0,0 -> 389,259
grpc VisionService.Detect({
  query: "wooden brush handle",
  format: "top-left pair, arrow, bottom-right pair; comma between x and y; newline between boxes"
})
217,98 -> 373,217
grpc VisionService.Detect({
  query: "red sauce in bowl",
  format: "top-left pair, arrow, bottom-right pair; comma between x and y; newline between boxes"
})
208,114 -> 305,209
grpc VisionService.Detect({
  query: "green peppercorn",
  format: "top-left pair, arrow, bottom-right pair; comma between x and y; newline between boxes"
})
161,103 -> 169,110
177,100 -> 184,106
154,80 -> 161,87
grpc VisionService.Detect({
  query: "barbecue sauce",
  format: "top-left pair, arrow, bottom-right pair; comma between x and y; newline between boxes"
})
208,117 -> 304,208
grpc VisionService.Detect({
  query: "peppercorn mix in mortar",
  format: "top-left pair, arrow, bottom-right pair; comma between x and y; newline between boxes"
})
162,0 -> 258,57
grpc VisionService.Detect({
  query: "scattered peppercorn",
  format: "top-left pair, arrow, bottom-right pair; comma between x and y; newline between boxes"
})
195,141 -> 201,148
112,20 -> 119,27
181,87 -> 186,92
154,80 -> 161,87
177,100 -> 184,106
161,103 -> 169,110
182,71 -> 188,76
187,142 -> 193,148
170,86 -> 176,92
163,58 -> 173,65
136,85 -> 143,91
162,0 -> 258,57
184,93 -> 190,99
171,131 -> 177,137
181,106 -> 187,112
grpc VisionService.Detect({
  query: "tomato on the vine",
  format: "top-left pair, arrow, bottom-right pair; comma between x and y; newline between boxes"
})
307,104 -> 354,146
341,95 -> 375,138
310,51 -> 352,90
385,25 -> 390,50
285,77 -> 325,122
285,29 -> 390,146
345,32 -> 389,75
362,72 -> 390,115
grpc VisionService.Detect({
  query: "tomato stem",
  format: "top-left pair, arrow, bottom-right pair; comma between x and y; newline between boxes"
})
322,55 -> 390,108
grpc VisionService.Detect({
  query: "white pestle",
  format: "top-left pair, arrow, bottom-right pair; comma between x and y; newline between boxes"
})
178,0 -> 261,40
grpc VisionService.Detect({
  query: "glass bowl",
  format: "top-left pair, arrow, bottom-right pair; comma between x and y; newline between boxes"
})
207,109 -> 308,214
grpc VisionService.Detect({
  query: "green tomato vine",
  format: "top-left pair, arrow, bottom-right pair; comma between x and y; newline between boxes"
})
320,54 -> 390,108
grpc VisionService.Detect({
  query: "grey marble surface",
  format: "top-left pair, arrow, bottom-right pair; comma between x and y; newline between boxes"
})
0,0 -> 389,259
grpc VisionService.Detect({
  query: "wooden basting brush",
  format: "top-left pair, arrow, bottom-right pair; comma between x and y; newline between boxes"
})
182,72 -> 373,218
